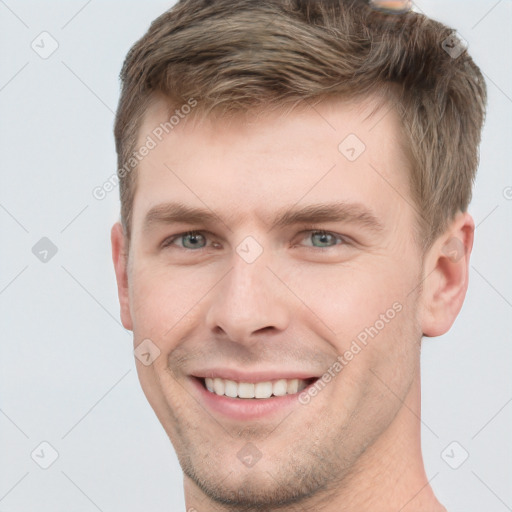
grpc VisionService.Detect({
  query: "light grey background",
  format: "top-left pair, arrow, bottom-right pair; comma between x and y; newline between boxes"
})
1,1 -> 511,511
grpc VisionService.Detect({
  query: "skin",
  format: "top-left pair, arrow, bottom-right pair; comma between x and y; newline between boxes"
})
112,94 -> 474,511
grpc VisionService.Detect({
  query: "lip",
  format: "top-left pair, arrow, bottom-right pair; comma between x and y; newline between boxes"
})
189,375 -> 320,421
190,368 -> 320,383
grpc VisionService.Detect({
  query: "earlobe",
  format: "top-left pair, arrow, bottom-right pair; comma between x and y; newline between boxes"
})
420,212 -> 475,338
111,222 -> 133,331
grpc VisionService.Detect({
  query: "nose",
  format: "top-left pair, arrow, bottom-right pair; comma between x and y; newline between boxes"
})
205,250 -> 290,345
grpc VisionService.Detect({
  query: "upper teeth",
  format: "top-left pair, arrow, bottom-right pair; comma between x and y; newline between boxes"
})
204,377 -> 309,399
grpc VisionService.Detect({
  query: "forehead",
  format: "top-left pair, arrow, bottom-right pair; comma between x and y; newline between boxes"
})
131,94 -> 413,233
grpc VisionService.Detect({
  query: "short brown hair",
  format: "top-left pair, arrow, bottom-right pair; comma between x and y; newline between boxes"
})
114,0 -> 487,251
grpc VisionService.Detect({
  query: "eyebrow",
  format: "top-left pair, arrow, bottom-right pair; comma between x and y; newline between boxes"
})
142,201 -> 384,234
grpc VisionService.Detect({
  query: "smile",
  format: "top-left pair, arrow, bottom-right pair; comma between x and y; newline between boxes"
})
189,370 -> 321,420
202,377 -> 315,399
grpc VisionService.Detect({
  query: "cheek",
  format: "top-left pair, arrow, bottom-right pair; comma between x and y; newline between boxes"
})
130,264 -> 206,340
129,260 -> 236,356
283,258 -> 408,343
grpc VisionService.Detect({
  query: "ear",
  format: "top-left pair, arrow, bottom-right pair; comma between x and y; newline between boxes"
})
111,222 -> 133,331
420,211 -> 475,337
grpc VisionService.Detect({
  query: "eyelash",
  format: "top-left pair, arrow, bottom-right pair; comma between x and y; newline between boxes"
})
160,229 -> 350,251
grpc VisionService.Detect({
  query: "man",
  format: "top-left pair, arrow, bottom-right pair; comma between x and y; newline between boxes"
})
111,0 -> 486,510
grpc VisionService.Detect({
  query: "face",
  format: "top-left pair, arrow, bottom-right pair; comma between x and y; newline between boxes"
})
117,95 -> 427,509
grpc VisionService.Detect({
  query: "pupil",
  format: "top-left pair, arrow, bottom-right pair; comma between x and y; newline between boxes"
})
314,231 -> 332,246
185,233 -> 204,248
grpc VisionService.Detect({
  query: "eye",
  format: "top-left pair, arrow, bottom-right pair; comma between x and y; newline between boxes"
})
161,229 -> 350,252
162,230 -> 211,250
295,229 -> 348,249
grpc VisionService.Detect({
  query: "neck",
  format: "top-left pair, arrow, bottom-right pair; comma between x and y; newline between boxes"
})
184,371 -> 446,512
